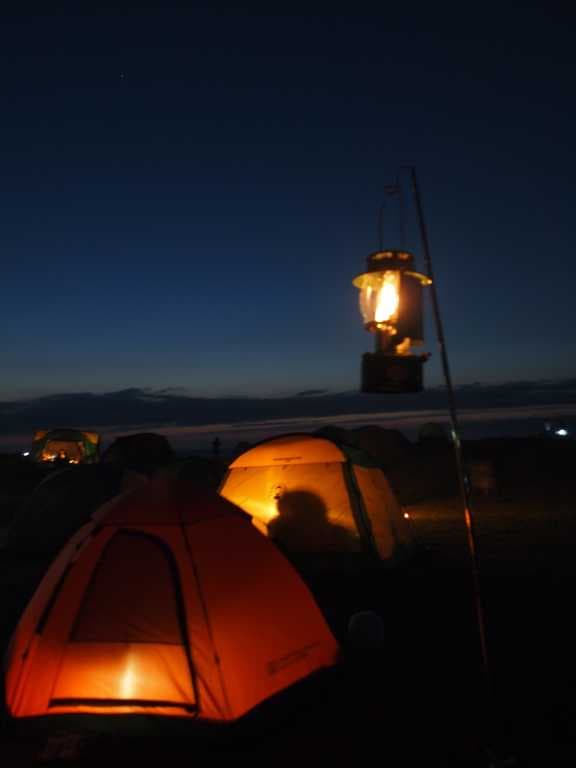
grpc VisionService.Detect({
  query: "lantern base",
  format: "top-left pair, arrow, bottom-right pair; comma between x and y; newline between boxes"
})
361,352 -> 427,394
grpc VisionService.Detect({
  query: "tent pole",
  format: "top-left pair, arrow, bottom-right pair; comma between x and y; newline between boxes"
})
408,167 -> 492,704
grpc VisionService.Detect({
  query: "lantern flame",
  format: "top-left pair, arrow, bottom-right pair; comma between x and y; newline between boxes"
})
374,272 -> 400,324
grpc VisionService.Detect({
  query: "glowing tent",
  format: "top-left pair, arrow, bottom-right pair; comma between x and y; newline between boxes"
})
219,433 -> 411,560
31,429 -> 100,465
4,476 -> 338,721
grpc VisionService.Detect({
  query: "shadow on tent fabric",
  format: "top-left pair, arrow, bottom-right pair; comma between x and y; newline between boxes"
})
269,491 -> 358,554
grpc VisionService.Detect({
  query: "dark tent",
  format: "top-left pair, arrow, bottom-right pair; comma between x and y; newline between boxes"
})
169,456 -> 228,490
4,465 -> 125,558
100,433 -> 175,475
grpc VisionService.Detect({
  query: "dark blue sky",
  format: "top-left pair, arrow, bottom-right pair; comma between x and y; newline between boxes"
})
2,4 -> 575,400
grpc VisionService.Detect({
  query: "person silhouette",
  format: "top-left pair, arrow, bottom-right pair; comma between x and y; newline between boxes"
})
54,449 -> 69,467
268,490 -> 358,553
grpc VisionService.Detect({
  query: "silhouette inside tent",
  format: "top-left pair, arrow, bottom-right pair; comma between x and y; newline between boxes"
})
269,491 -> 358,554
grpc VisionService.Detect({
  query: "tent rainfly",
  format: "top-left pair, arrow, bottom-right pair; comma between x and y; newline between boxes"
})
219,433 -> 411,560
4,476 -> 338,721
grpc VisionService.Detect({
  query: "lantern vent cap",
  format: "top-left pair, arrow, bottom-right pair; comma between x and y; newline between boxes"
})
366,249 -> 414,272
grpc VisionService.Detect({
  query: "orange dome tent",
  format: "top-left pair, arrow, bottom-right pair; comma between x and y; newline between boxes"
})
4,477 -> 338,721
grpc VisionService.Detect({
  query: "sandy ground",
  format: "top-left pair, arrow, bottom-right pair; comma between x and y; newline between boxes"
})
0,445 -> 575,765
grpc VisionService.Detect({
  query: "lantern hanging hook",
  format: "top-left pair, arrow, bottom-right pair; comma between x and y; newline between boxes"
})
378,179 -> 402,251
398,173 -> 407,249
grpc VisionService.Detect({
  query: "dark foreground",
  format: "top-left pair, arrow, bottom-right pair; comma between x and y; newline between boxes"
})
1,439 -> 575,765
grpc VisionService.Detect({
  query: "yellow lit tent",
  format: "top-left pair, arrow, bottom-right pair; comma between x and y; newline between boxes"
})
220,433 -> 411,560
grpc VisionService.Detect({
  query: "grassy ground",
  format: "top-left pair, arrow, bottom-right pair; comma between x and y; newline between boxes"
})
1,441 -> 575,764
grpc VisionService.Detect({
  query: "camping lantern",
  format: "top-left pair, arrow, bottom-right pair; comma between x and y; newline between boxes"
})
353,249 -> 432,393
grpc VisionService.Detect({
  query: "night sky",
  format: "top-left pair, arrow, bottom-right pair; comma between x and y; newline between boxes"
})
2,5 -> 576,443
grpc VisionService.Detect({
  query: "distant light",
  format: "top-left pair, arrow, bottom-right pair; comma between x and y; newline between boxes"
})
555,428 -> 569,437
403,512 -> 410,520
22,451 -> 30,457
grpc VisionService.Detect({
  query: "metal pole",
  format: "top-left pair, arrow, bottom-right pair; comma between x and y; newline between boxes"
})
409,167 -> 492,697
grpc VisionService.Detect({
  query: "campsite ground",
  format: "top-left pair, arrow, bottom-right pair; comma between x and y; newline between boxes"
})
0,438 -> 575,765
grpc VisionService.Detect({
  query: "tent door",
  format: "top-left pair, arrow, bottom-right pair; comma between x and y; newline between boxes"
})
50,531 -> 197,711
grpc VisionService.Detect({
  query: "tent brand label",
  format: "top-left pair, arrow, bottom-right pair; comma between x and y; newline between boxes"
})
272,456 -> 302,463
267,643 -> 319,675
